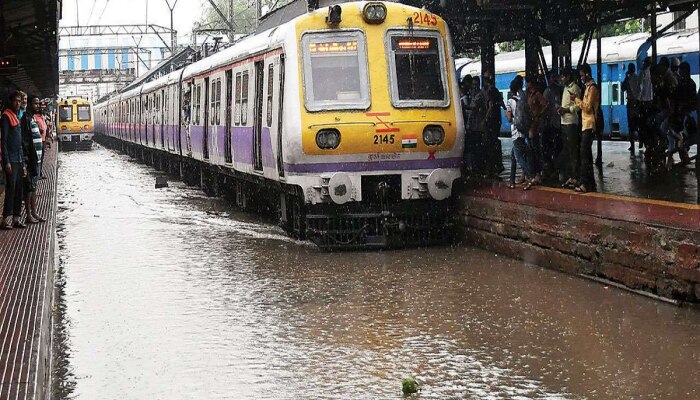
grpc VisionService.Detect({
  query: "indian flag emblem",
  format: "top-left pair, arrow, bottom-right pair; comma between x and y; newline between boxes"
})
401,135 -> 417,149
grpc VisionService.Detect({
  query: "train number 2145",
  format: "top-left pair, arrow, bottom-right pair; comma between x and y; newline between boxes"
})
374,134 -> 395,145
413,11 -> 438,26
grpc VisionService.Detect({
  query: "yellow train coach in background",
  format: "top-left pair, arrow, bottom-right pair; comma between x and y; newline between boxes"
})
57,97 -> 94,150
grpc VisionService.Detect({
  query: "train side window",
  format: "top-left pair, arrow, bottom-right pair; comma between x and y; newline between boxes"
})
234,73 -> 242,125
211,78 -> 222,125
612,83 -> 619,103
267,63 -> 274,127
241,71 -> 249,125
193,84 -> 201,125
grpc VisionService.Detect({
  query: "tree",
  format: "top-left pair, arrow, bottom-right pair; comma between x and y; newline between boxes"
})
194,0 -> 294,38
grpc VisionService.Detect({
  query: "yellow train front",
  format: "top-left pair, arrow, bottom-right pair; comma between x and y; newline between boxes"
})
57,97 -> 94,150
288,2 -> 464,248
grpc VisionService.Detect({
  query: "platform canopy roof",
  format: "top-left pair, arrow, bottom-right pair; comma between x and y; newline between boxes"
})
1,0 -> 60,98
404,0 -> 699,53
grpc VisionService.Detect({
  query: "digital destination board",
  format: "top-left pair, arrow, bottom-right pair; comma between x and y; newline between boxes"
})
309,41 -> 358,54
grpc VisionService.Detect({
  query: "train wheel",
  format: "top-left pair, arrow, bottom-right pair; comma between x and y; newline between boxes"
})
235,182 -> 247,210
200,169 -> 218,197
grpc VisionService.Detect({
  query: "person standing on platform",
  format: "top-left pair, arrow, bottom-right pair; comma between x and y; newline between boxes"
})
460,75 -> 474,173
543,70 -> 563,183
572,63 -> 600,193
506,79 -> 532,189
468,76 -> 488,176
35,100 -> 48,179
622,63 -> 641,156
20,96 -> 45,223
526,76 -> 547,186
17,91 -> 27,120
558,68 -> 581,189
483,72 -> 506,177
639,57 -> 654,148
1,91 -> 28,229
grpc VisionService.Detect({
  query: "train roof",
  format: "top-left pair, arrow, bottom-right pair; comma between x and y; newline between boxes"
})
99,1 -> 429,108
456,28 -> 699,78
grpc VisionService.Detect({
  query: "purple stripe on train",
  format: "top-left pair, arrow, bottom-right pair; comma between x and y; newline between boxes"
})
284,157 -> 462,173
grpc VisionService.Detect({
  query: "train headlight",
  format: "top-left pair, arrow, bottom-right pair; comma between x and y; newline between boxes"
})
316,129 -> 341,149
423,125 -> 445,146
61,125 -> 67,131
363,2 -> 387,24
84,125 -> 89,130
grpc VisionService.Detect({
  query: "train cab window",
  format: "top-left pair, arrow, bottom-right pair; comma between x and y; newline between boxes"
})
59,105 -> 74,122
385,30 -> 449,108
301,31 -> 369,111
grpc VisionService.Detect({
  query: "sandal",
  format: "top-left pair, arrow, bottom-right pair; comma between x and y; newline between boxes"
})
523,181 -> 534,191
32,214 -> 46,222
507,182 -> 516,189
575,184 -> 588,193
12,220 -> 27,229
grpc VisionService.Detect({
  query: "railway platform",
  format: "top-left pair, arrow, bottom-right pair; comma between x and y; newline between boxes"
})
457,164 -> 700,304
0,145 -> 58,399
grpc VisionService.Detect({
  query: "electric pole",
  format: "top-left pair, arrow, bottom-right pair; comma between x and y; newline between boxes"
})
165,0 -> 179,53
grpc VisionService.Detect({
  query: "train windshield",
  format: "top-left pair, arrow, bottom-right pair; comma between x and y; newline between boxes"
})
77,105 -> 91,121
59,105 -> 73,122
301,31 -> 370,111
386,32 -> 449,107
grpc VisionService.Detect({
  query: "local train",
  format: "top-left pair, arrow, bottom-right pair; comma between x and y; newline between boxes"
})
94,1 -> 464,249
456,29 -> 700,138
57,96 -> 95,150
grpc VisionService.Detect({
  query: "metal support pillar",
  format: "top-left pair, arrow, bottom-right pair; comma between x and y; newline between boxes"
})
525,33 -> 539,77
595,15 -> 603,167
551,41 -> 559,73
480,23 -> 495,83
651,1 -> 658,62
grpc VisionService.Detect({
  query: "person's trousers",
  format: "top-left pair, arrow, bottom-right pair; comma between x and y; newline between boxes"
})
526,134 -> 542,176
39,143 -> 45,177
562,124 -> 580,181
626,104 -> 638,149
509,137 -> 531,183
3,162 -> 24,218
579,129 -> 596,189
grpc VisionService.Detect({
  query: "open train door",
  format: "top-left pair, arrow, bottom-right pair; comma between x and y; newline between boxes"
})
608,63 -> 622,137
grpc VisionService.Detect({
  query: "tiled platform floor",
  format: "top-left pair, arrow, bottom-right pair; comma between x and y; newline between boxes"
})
0,145 -> 57,400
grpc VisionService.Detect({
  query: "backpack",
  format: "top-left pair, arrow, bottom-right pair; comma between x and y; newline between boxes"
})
513,90 -> 531,133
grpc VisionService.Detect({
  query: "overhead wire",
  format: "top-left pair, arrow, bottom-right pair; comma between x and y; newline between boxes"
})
96,0 -> 111,25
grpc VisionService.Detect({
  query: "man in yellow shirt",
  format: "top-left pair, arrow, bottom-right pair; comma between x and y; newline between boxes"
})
570,63 -> 599,193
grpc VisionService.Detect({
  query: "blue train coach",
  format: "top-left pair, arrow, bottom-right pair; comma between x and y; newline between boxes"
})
456,29 -> 700,138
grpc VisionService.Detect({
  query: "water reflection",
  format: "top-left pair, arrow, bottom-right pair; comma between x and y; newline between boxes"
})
54,146 -> 700,399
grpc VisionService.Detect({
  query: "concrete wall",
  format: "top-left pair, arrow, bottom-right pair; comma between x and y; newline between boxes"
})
458,195 -> 700,304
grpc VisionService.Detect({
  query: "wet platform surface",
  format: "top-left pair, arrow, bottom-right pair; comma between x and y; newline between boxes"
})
0,146 -> 57,399
500,139 -> 698,205
465,181 -> 700,233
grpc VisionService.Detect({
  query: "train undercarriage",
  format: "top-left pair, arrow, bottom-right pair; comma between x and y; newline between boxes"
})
96,134 -> 456,250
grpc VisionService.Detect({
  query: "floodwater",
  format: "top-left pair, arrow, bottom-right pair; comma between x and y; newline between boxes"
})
53,146 -> 700,399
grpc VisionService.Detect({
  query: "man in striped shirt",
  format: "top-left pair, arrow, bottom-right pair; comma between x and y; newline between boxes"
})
20,95 -> 45,224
